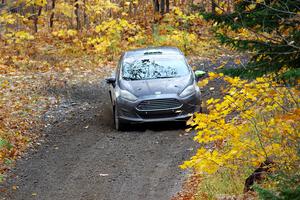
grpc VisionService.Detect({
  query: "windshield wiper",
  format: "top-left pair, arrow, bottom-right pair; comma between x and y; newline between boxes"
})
156,76 -> 174,79
123,77 -> 139,81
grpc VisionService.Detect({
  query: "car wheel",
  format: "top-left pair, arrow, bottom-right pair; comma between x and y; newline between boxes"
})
113,105 -> 125,131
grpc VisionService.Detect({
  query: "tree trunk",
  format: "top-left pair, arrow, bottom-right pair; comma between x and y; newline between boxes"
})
75,0 -> 80,30
50,0 -> 56,28
160,0 -> 165,15
227,0 -> 231,12
211,0 -> 216,13
129,2 -> 132,17
244,159 -> 273,193
109,0 -> 112,17
166,0 -> 169,13
83,0 -> 88,28
33,6 -> 42,32
133,2 -> 137,16
153,0 -> 159,12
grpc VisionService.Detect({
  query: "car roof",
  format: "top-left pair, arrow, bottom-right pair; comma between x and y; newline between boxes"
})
124,46 -> 183,58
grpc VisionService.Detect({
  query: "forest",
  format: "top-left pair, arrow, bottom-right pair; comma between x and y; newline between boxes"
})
0,0 -> 299,199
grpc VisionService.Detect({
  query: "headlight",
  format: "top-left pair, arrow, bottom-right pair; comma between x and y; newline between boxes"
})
116,88 -> 137,101
179,82 -> 199,97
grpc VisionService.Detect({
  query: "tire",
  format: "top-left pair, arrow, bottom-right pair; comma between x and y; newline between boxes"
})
113,105 -> 125,131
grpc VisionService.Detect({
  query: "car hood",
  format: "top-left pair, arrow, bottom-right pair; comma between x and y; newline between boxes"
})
119,74 -> 193,97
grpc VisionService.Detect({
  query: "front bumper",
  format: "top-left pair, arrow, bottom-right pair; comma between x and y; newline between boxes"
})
116,92 -> 201,123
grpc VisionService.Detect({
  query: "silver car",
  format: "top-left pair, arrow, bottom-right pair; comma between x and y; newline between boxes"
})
106,47 -> 203,130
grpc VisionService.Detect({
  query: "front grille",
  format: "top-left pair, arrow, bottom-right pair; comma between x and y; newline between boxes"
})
138,112 -> 178,119
136,98 -> 182,111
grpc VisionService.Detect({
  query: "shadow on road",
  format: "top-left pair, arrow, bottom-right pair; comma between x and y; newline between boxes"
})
123,121 -> 187,132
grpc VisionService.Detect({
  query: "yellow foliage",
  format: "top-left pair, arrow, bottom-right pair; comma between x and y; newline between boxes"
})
34,0 -> 47,6
198,78 -> 209,87
0,14 -> 16,25
52,29 -> 78,39
215,7 -> 223,15
85,0 -> 119,23
88,19 -> 144,58
4,31 -> 35,44
154,30 -> 198,53
55,2 -> 75,18
182,73 -> 300,176
246,4 -> 256,11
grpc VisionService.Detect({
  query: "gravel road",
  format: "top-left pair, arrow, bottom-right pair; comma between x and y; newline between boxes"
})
1,56 -> 243,200
1,80 -> 197,200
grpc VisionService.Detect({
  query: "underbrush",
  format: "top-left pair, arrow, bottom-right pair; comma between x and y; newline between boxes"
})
195,169 -> 247,199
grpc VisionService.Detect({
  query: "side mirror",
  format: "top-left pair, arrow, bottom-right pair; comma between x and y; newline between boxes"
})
194,70 -> 206,78
106,77 -> 116,84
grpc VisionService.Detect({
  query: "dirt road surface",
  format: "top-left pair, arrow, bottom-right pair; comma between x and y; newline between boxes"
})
1,80 -> 197,200
1,56 -> 242,200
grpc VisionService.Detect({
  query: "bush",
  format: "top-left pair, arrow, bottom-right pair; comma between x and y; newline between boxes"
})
181,72 -> 300,190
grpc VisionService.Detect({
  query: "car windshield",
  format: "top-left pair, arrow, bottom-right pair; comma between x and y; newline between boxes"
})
121,56 -> 189,81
